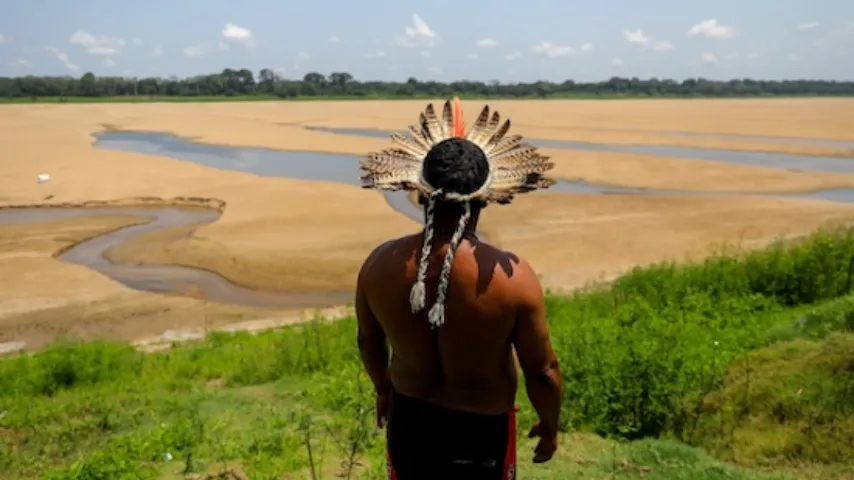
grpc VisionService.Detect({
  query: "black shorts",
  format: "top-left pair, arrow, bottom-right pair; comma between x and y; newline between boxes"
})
385,388 -> 517,480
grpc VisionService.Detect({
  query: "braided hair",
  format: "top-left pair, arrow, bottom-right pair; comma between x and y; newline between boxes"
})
408,137 -> 489,328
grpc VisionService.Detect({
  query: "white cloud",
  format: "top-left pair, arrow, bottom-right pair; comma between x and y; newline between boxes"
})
298,51 -> 311,59
531,42 -> 573,58
396,14 -> 438,48
328,36 -> 340,43
701,52 -> 718,64
611,57 -> 623,66
103,57 -> 116,67
787,53 -> 801,62
798,21 -> 820,31
0,33 -> 6,44
151,47 -> 164,57
746,52 -> 761,59
687,19 -> 736,39
504,51 -> 521,60
364,51 -> 385,59
183,45 -> 208,57
221,23 -> 255,48
8,58 -> 31,68
623,29 -> 674,51
531,41 -> 593,58
467,53 -> 480,60
69,29 -> 125,56
476,38 -> 497,48
45,46 -> 79,71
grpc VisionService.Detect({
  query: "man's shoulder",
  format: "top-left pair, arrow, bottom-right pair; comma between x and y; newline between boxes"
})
483,244 -> 537,278
358,234 -> 418,277
492,248 -> 542,302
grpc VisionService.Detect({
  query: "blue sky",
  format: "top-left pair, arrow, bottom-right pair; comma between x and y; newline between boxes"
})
1,0 -> 852,82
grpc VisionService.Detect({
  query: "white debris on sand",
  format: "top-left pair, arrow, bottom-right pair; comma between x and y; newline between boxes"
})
131,305 -> 355,353
0,341 -> 26,356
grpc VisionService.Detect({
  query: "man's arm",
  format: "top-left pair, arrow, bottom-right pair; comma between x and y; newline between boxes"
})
355,263 -> 390,395
512,260 -> 563,438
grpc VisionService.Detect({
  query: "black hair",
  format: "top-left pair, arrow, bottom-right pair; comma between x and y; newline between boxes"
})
422,137 -> 490,196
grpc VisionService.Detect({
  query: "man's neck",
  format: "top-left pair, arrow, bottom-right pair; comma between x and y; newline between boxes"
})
427,214 -> 480,241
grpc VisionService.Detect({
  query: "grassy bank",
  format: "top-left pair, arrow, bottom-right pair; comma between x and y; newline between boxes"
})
2,228 -> 854,479
2,94 -> 853,104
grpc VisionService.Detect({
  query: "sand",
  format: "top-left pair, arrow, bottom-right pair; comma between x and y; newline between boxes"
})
2,98 -> 854,349
0,215 -> 299,351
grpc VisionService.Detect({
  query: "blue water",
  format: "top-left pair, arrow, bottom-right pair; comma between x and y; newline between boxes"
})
304,126 -> 854,174
92,131 -> 424,223
92,131 -> 854,209
668,131 -> 854,150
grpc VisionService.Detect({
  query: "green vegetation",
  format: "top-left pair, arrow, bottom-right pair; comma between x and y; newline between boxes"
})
2,227 -> 854,479
2,70 -> 854,103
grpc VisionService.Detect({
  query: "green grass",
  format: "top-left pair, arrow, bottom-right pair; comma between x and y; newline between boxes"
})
687,332 -> 854,468
2,226 -> 854,479
1,93 -> 852,104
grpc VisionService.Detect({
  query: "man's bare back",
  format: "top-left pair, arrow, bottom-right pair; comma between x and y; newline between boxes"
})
356,232 -> 553,416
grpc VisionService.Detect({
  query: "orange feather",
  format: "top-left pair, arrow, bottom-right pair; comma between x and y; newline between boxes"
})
451,97 -> 465,137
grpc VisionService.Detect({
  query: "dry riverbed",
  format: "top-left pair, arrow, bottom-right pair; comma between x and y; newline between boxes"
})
2,98 -> 854,350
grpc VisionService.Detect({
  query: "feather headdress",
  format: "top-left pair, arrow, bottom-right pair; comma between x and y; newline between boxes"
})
359,97 -> 556,328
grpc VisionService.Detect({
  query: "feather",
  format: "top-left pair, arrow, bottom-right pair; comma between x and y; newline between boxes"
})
485,191 -> 516,204
484,119 -> 511,150
452,97 -> 465,138
360,150 -> 421,175
465,105 -> 492,147
418,112 -> 433,143
536,176 -> 558,188
407,125 -> 431,149
483,134 -> 524,158
422,104 -> 448,143
487,145 -> 541,168
441,100 -> 453,138
487,168 -> 554,194
391,133 -> 429,158
479,110 -> 503,149
487,169 -> 534,191
361,169 -> 421,189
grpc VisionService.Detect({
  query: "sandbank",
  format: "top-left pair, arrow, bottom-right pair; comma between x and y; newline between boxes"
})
2,99 -> 854,348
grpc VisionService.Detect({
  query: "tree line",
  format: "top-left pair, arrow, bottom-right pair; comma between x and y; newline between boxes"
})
1,68 -> 853,99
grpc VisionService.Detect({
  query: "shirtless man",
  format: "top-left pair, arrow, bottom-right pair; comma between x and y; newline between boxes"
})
356,98 -> 563,479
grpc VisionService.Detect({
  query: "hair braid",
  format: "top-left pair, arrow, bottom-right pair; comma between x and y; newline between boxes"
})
409,190 -> 442,312
427,201 -> 471,328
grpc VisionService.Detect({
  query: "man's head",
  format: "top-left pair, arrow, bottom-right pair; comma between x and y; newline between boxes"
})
423,137 -> 490,196
418,137 -> 489,218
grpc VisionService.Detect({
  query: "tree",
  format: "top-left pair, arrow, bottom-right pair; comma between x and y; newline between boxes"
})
1,69 -> 852,100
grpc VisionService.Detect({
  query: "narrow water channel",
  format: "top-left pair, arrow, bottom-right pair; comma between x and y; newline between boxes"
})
3,129 -> 854,310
